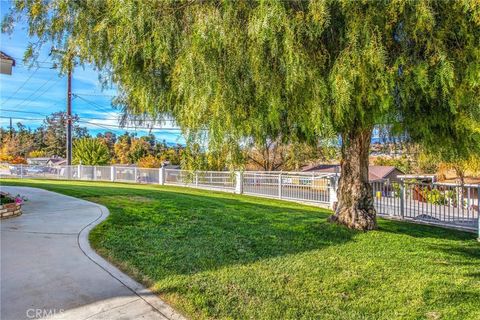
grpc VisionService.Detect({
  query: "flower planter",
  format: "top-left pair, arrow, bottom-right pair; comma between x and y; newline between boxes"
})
0,202 -> 22,219
0,192 -> 25,219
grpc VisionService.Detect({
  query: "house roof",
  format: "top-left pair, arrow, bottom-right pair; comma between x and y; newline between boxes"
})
301,164 -> 403,181
301,164 -> 340,173
48,158 -> 66,164
27,156 -> 65,165
0,51 -> 16,66
368,166 -> 399,181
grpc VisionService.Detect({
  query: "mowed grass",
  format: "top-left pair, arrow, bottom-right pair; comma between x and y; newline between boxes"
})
2,179 -> 479,319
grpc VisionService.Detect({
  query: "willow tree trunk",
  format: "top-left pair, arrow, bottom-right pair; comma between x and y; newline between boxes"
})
329,128 -> 377,230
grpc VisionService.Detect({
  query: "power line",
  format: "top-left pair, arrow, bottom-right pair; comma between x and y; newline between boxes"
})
0,108 -> 175,125
1,109 -> 120,122
0,109 -> 46,116
1,57 -> 52,104
15,64 -> 55,70
1,115 -> 182,131
0,115 -> 45,121
0,109 -> 179,127
3,92 -> 175,125
10,61 -> 56,69
77,120 -> 182,131
10,56 -> 56,66
83,121 -> 128,133
73,93 -> 114,114
11,74 -> 60,109
1,77 -> 66,112
2,66 -> 41,104
73,92 -> 116,97
72,94 -> 177,124
1,109 -> 114,122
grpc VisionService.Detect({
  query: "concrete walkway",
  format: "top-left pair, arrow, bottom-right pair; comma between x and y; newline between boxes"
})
1,186 -> 186,320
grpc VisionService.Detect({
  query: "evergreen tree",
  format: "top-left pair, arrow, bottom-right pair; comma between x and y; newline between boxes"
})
42,112 -> 89,157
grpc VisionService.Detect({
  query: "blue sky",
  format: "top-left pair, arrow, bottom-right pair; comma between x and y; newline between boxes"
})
0,1 -> 184,145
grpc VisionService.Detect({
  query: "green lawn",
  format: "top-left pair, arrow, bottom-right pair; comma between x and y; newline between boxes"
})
2,179 -> 479,319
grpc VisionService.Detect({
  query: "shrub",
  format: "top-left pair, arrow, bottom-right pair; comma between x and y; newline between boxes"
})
28,150 -> 47,158
137,155 -> 163,168
73,138 -> 110,165
10,156 -> 27,164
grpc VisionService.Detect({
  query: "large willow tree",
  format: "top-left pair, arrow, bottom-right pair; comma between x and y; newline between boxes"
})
5,0 -> 479,230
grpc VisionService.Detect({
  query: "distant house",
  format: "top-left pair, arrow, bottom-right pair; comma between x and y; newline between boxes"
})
368,166 -> 405,183
301,164 -> 340,174
301,164 -> 404,183
27,157 -> 51,166
27,156 -> 65,166
47,157 -> 67,166
0,51 -> 15,75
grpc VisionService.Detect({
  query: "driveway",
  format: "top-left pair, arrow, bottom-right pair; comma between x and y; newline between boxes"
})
1,186 -> 185,320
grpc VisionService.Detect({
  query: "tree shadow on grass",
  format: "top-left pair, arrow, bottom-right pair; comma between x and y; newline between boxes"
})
84,186 -> 359,279
422,287 -> 480,317
376,217 -> 477,241
427,242 -> 480,278
377,217 -> 480,280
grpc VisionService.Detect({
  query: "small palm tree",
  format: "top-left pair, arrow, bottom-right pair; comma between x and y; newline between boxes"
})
73,138 -> 110,165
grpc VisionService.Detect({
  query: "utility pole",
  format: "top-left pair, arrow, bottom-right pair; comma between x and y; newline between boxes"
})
66,63 -> 72,165
9,117 -> 12,136
51,48 -> 74,165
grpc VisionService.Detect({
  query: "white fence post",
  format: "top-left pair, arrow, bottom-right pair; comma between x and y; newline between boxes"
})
93,166 -> 97,181
400,181 -> 405,219
278,173 -> 282,199
477,185 -> 480,241
235,171 -> 243,194
110,166 -> 115,182
134,167 -> 138,182
195,172 -> 198,187
159,166 -> 165,185
78,165 -> 82,180
20,164 -> 24,178
329,175 -> 339,210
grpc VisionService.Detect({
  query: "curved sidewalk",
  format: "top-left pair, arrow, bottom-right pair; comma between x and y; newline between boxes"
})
1,186 -> 185,320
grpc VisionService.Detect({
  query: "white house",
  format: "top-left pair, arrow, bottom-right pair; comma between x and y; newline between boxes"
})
0,51 -> 15,75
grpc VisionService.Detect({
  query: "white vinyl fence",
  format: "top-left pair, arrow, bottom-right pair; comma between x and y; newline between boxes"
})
371,180 -> 479,232
242,171 -> 332,204
165,169 -> 236,190
1,164 -> 478,234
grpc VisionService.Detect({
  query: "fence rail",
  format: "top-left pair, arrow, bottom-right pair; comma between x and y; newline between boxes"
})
165,169 -> 236,190
242,172 -> 332,204
1,164 -> 478,234
371,180 -> 479,231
